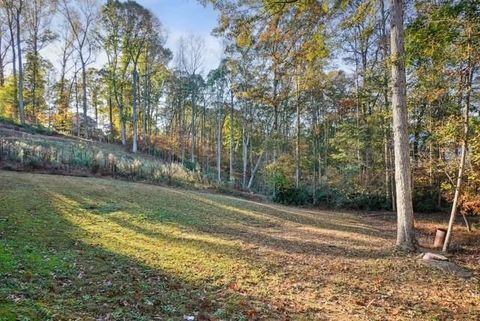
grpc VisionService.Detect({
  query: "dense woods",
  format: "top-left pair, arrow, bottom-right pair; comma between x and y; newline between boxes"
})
2,1 -> 480,320
0,0 -> 479,248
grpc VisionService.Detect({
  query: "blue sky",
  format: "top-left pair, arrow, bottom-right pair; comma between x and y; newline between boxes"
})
138,0 -> 223,72
41,0 -> 222,76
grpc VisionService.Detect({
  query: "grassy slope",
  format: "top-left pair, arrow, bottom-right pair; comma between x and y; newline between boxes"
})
0,171 -> 479,321
0,122 -> 206,189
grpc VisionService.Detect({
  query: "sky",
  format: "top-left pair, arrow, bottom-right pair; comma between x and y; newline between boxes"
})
40,0 -> 222,76
137,0 -> 223,73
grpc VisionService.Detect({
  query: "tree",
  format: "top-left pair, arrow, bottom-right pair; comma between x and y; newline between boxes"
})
0,9 -> 10,87
390,0 -> 416,250
53,22 -> 75,132
176,34 -> 205,162
61,0 -> 99,138
440,1 -> 479,252
24,0 -> 56,123
2,0 -> 25,124
24,52 -> 52,122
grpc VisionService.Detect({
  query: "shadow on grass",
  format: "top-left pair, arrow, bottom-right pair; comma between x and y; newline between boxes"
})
2,171 -> 479,321
0,182 -> 257,320
52,184 -> 394,266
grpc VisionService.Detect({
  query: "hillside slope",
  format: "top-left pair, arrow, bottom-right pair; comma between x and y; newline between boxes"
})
0,121 -> 205,188
1,171 -> 479,320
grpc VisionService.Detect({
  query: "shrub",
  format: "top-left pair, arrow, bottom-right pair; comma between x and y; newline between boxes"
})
0,138 -> 206,188
273,187 -> 312,205
413,188 -> 440,212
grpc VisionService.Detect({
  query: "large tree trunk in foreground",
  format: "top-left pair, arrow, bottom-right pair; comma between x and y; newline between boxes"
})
391,0 -> 416,250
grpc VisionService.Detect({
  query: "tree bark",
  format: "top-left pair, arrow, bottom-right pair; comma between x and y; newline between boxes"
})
295,75 -> 301,188
6,9 -> 18,119
132,67 -> 139,153
108,96 -> 114,141
217,110 -> 223,182
74,75 -> 80,137
242,128 -> 249,189
81,58 -> 88,137
391,0 -> 416,250
0,31 -> 4,86
15,2 -> 25,125
229,91 -> 234,182
191,85 -> 196,163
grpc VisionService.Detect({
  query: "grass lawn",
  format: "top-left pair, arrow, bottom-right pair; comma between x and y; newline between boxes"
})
0,170 -> 479,320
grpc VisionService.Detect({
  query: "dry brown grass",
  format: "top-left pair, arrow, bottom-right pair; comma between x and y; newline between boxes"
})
0,170 -> 478,320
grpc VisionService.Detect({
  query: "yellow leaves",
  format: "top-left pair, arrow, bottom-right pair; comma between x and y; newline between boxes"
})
236,29 -> 253,48
219,13 -> 230,32
304,31 -> 329,62
322,1 -> 330,14
235,22 -> 254,48
342,0 -> 375,28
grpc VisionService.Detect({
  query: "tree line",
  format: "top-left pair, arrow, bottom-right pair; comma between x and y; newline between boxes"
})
0,0 -> 478,250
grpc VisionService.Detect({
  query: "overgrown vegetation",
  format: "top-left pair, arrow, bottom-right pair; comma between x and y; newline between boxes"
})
0,124 -> 208,189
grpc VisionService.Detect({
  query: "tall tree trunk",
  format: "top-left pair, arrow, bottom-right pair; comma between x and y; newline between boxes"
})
229,91 -> 234,182
180,98 -> 185,162
272,72 -> 279,161
7,13 -> 18,119
108,95 -> 114,141
112,69 -> 126,145
94,95 -> 98,126
391,0 -> 416,250
191,87 -> 196,163
311,99 -> 319,205
81,58 -> 88,138
75,76 -> 80,137
15,5 -> 25,125
0,32 -> 4,86
143,72 -> 148,146
216,110 -> 223,182
242,125 -> 249,189
295,76 -> 301,188
120,110 -> 127,145
132,67 -> 139,153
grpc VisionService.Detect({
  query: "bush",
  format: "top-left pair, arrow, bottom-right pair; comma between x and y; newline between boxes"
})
182,159 -> 197,172
347,192 -> 392,211
413,188 -> 440,212
273,187 -> 312,205
0,138 -> 206,188
270,185 -> 392,211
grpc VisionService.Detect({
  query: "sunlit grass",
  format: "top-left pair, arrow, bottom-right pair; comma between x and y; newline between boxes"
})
1,170 -> 479,320
51,192 -> 260,285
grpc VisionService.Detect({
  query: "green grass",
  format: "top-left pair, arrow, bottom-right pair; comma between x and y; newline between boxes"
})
0,171 -> 479,320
